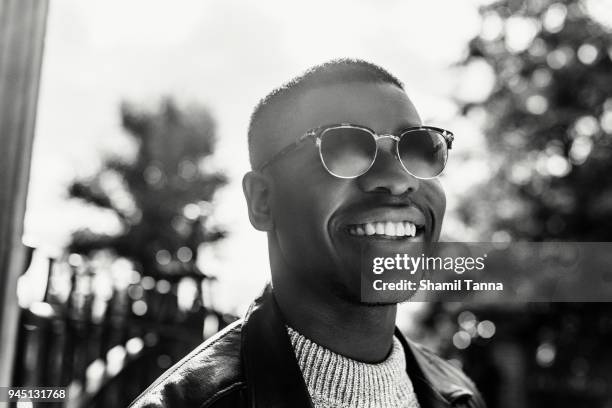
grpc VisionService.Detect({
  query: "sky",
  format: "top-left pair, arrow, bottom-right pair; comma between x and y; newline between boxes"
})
25,0 -> 496,314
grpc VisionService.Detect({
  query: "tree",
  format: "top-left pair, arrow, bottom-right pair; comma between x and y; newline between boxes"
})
68,98 -> 226,280
456,0 -> 612,241
31,99 -> 233,405
414,1 -> 612,407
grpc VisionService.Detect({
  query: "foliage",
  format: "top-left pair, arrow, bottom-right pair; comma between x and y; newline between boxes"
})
415,1 -> 612,407
456,0 -> 612,241
67,98 -> 226,279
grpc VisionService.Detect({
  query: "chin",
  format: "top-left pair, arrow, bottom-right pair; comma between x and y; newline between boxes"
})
328,273 -> 419,306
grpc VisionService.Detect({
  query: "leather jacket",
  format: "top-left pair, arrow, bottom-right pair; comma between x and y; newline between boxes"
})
129,288 -> 486,408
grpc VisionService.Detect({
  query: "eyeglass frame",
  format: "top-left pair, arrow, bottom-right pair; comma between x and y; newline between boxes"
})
256,123 -> 454,180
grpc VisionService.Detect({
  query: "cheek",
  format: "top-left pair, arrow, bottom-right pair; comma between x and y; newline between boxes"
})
269,172 -> 351,255
421,179 -> 446,238
424,179 -> 446,215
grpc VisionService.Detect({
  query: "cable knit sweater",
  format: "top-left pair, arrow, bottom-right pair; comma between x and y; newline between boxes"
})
286,326 -> 420,408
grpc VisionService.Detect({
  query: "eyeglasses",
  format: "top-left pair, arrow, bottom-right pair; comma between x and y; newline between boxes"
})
257,123 -> 454,179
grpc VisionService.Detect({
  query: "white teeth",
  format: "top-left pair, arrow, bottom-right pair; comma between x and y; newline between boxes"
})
348,221 -> 420,237
365,223 -> 376,235
396,222 -> 405,236
404,221 -> 413,237
385,221 -> 396,236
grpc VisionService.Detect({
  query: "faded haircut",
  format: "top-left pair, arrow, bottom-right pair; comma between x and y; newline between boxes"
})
247,58 -> 405,169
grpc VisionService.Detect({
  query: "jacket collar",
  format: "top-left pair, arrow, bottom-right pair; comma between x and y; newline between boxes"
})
396,329 -> 475,407
241,286 -> 312,408
241,287 -> 474,408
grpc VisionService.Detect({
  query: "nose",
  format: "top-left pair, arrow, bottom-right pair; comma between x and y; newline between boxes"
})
356,136 -> 420,195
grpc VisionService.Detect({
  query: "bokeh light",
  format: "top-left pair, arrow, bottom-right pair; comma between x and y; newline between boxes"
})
453,330 -> 472,349
536,342 -> 557,367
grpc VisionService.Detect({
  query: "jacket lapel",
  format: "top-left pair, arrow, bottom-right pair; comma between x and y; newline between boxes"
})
241,287 -> 313,408
396,328 -> 476,408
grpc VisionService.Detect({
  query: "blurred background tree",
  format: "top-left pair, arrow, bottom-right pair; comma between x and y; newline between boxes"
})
12,99 -> 233,407
411,1 -> 612,407
68,98 -> 226,279
457,0 -> 612,241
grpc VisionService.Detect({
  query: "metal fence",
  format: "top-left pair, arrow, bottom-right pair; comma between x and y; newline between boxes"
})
12,246 -> 236,407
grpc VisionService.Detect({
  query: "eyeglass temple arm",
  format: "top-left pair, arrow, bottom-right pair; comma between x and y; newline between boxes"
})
256,130 -> 317,171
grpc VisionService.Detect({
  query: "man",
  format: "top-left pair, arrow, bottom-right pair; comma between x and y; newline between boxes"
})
130,59 -> 486,408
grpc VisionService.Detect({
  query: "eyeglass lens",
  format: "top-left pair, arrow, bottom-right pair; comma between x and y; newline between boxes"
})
319,127 -> 448,179
319,127 -> 377,178
397,129 -> 448,179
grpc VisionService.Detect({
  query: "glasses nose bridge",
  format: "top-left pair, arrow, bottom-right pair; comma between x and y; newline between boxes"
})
374,133 -> 400,158
376,133 -> 400,141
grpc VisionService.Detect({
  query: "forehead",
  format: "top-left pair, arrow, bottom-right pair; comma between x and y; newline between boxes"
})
289,82 -> 421,136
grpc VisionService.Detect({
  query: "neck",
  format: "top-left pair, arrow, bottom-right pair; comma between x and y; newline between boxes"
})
273,277 -> 397,363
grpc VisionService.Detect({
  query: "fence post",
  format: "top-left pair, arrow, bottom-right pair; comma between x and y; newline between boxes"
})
0,0 -> 49,387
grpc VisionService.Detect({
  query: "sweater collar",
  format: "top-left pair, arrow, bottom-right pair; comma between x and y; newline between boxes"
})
241,286 -> 475,408
288,326 -> 419,407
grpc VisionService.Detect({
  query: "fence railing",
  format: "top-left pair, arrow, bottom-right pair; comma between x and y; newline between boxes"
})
12,246 -> 236,407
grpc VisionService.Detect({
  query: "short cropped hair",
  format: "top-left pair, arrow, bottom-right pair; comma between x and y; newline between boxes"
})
248,58 -> 404,169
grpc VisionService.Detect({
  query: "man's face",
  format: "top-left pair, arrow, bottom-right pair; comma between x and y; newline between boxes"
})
265,81 -> 446,303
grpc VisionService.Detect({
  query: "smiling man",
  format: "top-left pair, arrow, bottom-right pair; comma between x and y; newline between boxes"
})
130,59 -> 485,408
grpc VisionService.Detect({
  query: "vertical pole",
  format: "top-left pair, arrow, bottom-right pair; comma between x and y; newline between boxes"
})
0,0 -> 49,387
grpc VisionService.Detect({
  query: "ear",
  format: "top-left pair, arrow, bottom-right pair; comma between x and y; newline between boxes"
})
242,171 -> 274,231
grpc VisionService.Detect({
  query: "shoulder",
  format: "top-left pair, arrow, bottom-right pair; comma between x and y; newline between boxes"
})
129,319 -> 246,408
412,342 -> 477,389
407,341 -> 486,408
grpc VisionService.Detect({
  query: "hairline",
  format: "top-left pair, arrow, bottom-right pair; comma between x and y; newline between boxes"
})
248,61 -> 406,169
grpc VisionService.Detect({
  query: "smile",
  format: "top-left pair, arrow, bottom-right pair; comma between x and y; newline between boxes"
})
345,221 -> 423,239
